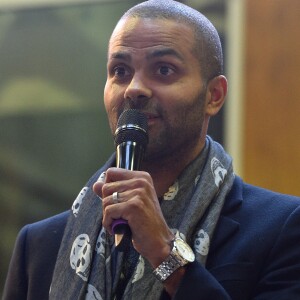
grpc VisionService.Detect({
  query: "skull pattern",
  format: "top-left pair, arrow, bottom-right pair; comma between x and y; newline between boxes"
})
163,180 -> 179,201
211,157 -> 227,188
132,256 -> 145,283
95,228 -> 106,257
86,284 -> 102,300
70,234 -> 92,281
194,229 -> 210,256
72,187 -> 88,217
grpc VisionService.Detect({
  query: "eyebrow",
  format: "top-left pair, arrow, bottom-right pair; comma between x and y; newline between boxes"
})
109,48 -> 184,62
146,48 -> 184,62
109,52 -> 132,62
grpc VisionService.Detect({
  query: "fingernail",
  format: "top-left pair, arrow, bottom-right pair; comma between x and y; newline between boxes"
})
97,171 -> 106,183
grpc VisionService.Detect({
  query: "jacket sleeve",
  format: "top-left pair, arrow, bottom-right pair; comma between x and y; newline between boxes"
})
161,205 -> 300,300
3,211 -> 69,300
252,205 -> 300,299
3,226 -> 29,300
175,261 -> 231,300
159,261 -> 231,300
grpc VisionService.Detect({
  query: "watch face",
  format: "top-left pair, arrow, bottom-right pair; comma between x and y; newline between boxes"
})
175,238 -> 195,262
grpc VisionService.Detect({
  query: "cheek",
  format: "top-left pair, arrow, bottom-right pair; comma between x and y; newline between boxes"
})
104,82 -> 121,132
104,79 -> 125,101
104,83 -> 126,109
165,97 -> 202,123
103,81 -> 114,111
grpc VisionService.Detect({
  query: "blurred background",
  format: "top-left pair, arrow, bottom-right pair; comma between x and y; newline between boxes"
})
0,0 -> 299,295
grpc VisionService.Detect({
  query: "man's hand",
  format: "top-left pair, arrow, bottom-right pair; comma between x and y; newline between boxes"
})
93,167 -> 173,268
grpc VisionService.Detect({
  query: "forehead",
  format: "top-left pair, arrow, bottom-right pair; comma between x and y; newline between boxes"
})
108,17 -> 197,60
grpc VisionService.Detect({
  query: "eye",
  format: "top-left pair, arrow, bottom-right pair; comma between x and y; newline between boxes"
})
113,66 -> 128,77
157,65 -> 175,76
110,65 -> 131,80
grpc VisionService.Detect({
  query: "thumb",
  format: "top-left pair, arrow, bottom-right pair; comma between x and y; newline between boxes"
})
93,171 -> 106,198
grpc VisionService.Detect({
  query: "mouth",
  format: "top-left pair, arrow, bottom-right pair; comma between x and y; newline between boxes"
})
142,112 -> 160,120
116,109 -> 161,129
142,112 -> 161,127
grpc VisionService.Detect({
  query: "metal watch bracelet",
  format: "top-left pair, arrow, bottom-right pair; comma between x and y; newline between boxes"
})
153,251 -> 182,282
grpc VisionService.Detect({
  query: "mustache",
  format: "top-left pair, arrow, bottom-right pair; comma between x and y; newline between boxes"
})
122,98 -> 151,111
118,101 -> 163,120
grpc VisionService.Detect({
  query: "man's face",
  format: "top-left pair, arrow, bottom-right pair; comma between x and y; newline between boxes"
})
104,17 -> 208,161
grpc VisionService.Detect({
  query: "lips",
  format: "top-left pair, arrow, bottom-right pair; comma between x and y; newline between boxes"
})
142,112 -> 160,119
141,112 -> 160,128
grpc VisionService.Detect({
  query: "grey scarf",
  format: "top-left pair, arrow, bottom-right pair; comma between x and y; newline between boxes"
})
50,136 -> 235,299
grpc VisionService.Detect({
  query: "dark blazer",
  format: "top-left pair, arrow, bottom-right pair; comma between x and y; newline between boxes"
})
3,177 -> 300,299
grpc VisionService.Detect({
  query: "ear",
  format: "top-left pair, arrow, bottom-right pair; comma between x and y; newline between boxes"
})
205,75 -> 227,116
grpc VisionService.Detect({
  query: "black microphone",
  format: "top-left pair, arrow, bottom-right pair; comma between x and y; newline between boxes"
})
112,109 -> 148,250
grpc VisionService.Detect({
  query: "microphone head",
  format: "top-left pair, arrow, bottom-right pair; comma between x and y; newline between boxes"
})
114,109 -> 148,147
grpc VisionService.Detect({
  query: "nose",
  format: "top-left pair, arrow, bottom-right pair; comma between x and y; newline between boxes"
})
124,73 -> 152,107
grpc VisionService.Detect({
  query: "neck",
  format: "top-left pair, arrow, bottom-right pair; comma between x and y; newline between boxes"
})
142,139 -> 206,198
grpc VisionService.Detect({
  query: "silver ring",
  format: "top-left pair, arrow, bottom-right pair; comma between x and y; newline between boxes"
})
112,192 -> 119,204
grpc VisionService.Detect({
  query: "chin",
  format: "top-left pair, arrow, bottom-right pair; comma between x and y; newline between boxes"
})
143,147 -> 171,163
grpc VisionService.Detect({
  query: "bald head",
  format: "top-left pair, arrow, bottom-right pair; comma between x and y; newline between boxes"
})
116,0 -> 223,84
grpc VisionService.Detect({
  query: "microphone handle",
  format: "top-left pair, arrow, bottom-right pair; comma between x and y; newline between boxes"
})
113,142 -> 144,251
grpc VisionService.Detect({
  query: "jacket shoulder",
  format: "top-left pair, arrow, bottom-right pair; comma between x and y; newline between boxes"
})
228,176 -> 300,214
3,211 -> 70,300
25,210 -> 70,238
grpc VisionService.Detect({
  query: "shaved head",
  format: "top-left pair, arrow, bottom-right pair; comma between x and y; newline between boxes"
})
116,0 -> 223,84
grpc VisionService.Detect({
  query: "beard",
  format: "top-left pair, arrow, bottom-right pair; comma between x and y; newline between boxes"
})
143,89 -> 207,163
105,85 -> 207,165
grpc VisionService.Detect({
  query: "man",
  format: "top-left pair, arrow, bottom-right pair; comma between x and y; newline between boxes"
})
4,1 -> 300,299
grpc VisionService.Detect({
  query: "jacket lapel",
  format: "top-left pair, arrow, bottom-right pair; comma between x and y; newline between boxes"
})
208,176 -> 243,255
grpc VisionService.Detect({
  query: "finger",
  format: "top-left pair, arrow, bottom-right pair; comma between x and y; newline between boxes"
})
105,167 -> 150,183
102,176 -> 153,199
102,202 -> 127,234
102,191 -> 126,210
93,171 -> 106,198
109,191 -> 124,205
112,191 -> 119,204
102,192 -> 141,232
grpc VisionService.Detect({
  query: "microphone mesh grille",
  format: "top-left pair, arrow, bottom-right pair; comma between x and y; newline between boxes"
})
114,109 -> 148,146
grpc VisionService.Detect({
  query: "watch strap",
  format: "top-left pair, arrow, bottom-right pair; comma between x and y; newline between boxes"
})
153,251 -> 182,282
153,236 -> 192,282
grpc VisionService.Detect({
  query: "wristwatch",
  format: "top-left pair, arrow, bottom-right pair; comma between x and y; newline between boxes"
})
153,236 -> 195,282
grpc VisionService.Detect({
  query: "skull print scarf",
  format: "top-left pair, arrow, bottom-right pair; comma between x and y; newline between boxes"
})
49,136 -> 235,299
